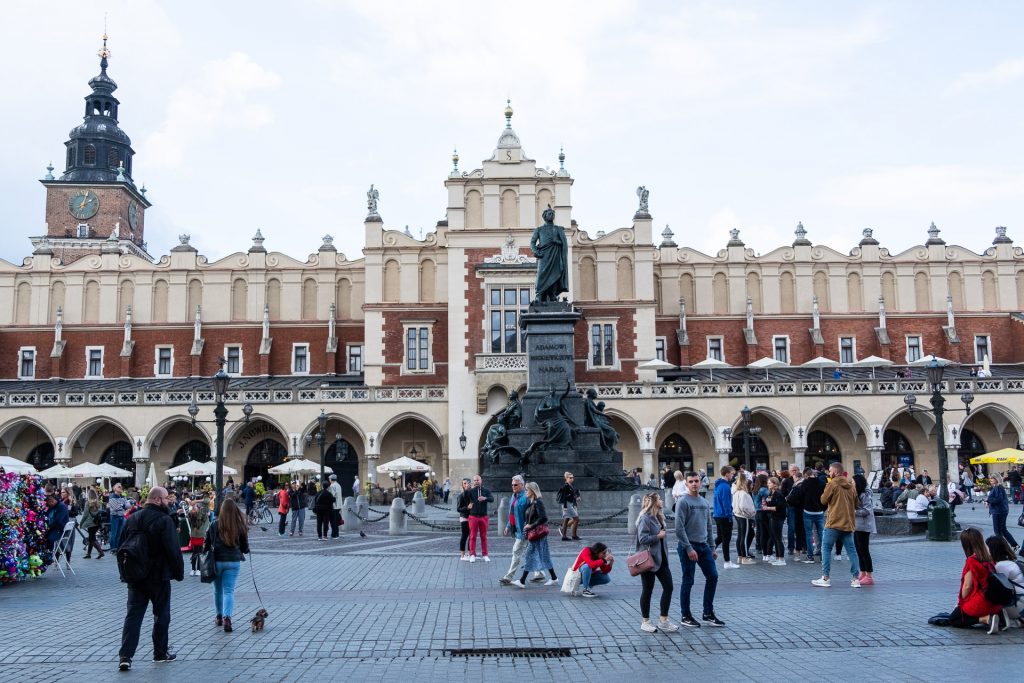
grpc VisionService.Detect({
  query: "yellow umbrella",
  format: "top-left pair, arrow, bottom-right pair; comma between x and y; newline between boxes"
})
969,448 -> 1024,465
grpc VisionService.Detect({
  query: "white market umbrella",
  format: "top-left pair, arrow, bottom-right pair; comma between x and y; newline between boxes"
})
145,462 -> 159,489
853,354 -> 894,379
692,357 -> 732,381
165,460 -> 237,478
801,356 -> 839,380
38,464 -> 71,479
268,458 -> 332,476
747,357 -> 788,380
0,455 -> 38,474
375,456 -> 431,474
63,462 -> 111,479
909,354 -> 953,367
95,462 -> 134,479
638,358 -> 675,370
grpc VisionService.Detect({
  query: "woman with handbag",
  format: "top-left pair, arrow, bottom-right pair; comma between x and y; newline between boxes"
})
80,488 -> 105,559
732,475 -> 756,564
204,498 -> 250,633
188,499 -> 211,576
512,482 -> 558,588
312,484 -> 335,541
636,492 -> 678,633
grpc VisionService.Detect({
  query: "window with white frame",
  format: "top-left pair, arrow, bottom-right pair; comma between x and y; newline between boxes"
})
225,345 -> 242,375
772,336 -> 790,364
488,286 -> 530,353
292,343 -> 309,374
590,322 -> 616,368
906,335 -> 922,363
839,336 -> 856,365
85,346 -> 104,378
18,347 -> 35,379
155,346 -> 173,377
405,325 -> 431,372
707,337 -> 724,362
655,337 -> 667,362
347,344 -> 363,373
974,335 -> 990,363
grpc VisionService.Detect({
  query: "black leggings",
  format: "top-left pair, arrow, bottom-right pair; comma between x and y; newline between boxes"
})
755,511 -> 769,555
85,525 -> 103,555
735,517 -> 753,558
640,559 -> 673,619
768,517 -> 784,558
854,531 -> 873,572
520,567 -> 557,582
316,512 -> 331,539
278,512 -> 288,535
714,517 -> 732,563
459,521 -> 470,552
191,544 -> 202,571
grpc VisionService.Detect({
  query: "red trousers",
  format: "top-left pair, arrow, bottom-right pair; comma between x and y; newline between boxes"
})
467,515 -> 489,556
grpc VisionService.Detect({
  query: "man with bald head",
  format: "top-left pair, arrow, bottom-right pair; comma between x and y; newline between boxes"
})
117,486 -> 185,671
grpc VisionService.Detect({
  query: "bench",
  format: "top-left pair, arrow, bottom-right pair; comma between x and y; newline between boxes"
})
874,510 -> 929,536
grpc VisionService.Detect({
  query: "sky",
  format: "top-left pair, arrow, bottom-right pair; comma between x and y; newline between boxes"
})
3,0 -> 1023,265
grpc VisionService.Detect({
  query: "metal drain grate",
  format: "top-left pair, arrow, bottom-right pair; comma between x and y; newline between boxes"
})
446,647 -> 573,659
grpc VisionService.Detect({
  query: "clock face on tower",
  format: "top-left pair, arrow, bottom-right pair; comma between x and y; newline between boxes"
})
128,201 -> 139,230
68,190 -> 100,220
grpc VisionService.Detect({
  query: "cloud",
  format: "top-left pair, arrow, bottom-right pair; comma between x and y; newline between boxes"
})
819,165 -> 1024,211
141,52 -> 280,167
951,58 -> 1024,91
692,208 -> 790,256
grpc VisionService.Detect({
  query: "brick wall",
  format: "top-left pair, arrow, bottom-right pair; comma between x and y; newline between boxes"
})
380,307 -> 449,386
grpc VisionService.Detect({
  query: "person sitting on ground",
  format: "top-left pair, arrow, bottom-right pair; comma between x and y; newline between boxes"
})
906,486 -> 934,515
950,527 -> 1004,632
987,535 -> 1024,627
572,542 -> 614,597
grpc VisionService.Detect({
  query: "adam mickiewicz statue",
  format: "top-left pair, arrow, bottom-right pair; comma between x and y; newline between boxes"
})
530,205 -> 569,303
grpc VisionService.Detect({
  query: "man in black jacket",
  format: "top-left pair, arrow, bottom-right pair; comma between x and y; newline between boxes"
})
788,468 -> 826,564
118,487 -> 185,672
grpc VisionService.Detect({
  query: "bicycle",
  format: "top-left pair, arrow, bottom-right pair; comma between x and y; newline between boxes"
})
248,500 -> 273,526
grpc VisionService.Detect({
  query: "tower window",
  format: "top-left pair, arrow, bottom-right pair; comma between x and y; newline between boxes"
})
66,146 -> 75,169
108,148 -> 119,169
84,145 -> 97,165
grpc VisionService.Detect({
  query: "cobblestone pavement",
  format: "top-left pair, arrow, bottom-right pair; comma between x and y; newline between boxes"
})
2,503 -> 1021,681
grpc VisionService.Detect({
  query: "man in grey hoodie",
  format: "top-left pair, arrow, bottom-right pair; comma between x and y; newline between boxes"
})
675,472 -> 724,628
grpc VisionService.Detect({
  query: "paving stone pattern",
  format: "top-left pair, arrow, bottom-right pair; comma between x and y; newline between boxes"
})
1,504 -> 1021,681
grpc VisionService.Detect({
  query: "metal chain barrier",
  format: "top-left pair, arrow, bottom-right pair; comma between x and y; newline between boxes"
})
404,510 -> 462,531
426,502 -> 453,511
353,507 -> 390,522
577,507 -> 630,527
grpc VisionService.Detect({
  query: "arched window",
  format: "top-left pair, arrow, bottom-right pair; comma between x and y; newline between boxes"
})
779,271 -> 795,313
172,440 -> 212,467
325,438 -> 358,493
83,145 -> 97,165
117,280 -> 134,322
728,432 -> 770,471
881,272 -> 897,310
881,429 -> 914,468
679,272 -> 696,313
101,441 -> 135,484
578,256 -> 597,300
847,272 -> 863,312
15,281 -> 30,324
27,443 -> 55,471
654,274 -> 663,314
243,438 -> 288,483
712,272 -> 728,313
419,260 -> 436,302
50,281 -> 65,323
914,272 -> 930,310
231,278 -> 247,321
84,280 -> 100,323
266,278 -> 282,319
1017,272 -> 1024,310
465,190 -> 483,229
500,189 -> 518,228
66,146 -> 75,169
658,433 -> 694,473
108,148 -> 119,169
616,256 -> 634,299
746,272 -> 762,314
957,429 -> 986,470
536,189 -> 553,226
806,430 -> 841,470
301,278 -> 317,319
383,260 -> 400,302
982,270 -> 998,309
187,279 -> 202,319
152,279 -> 169,323
336,278 -> 352,319
813,271 -> 830,311
949,272 -> 964,310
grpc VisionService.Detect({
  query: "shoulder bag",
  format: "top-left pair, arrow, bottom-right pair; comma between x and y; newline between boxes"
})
626,522 -> 655,576
200,524 -> 218,584
527,523 -> 549,542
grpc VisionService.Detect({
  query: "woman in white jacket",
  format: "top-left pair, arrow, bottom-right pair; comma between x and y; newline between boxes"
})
732,475 -> 757,565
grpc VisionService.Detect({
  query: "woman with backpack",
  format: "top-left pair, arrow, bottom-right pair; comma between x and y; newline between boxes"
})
313,483 -> 335,541
80,488 -> 105,559
187,499 -> 210,576
204,498 -> 249,633
986,535 -> 1023,627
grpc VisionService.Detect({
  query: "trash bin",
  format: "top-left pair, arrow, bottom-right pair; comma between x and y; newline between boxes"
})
927,498 -> 953,541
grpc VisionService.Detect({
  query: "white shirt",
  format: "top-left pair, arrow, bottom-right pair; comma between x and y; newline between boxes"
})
996,560 -> 1024,596
671,480 -> 686,502
906,495 -> 930,514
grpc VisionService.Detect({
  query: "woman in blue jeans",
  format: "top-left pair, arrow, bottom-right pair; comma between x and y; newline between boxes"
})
204,498 -> 250,633
988,474 -> 1018,551
571,542 -> 614,597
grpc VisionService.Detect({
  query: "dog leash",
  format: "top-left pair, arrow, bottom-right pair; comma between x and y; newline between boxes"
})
246,551 -> 267,610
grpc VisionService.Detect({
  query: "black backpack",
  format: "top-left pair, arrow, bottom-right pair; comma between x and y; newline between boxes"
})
116,518 -> 152,584
983,565 -> 1017,607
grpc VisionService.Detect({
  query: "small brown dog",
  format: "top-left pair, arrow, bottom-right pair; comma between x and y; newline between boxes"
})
250,608 -> 268,633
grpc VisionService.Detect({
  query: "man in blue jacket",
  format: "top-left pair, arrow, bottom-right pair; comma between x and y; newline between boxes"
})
713,467 -> 737,569
499,475 -> 530,586
45,493 -> 70,551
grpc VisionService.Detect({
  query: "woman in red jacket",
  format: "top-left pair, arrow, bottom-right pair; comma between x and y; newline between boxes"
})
952,527 -> 1003,632
572,542 -> 614,597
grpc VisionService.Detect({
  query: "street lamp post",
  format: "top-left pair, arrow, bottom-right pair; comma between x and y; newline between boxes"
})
904,359 -> 974,502
187,358 -> 253,515
740,405 -> 762,471
317,409 -> 327,485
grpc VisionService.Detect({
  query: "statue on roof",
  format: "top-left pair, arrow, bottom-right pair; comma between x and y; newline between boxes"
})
530,205 -> 569,303
636,186 -> 649,214
367,184 -> 380,219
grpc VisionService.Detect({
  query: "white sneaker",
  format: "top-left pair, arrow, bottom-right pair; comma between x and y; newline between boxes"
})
459,555 -> 470,561
763,555 -> 776,562
510,580 -> 525,588
469,555 -> 476,563
657,620 -> 679,633
834,554 -> 843,561
770,560 -> 787,566
640,621 -> 658,633
811,577 -> 831,587
544,578 -> 559,586
483,556 -> 490,562
723,561 -> 740,569
850,579 -> 861,588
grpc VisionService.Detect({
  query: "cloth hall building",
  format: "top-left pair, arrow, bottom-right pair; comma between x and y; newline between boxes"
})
3,46 -> 1024,489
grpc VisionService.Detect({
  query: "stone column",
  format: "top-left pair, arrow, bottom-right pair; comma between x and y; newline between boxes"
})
791,448 -> 806,470
641,448 -> 655,481
945,447 -> 960,491
868,447 -> 883,471
716,448 -> 731,468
